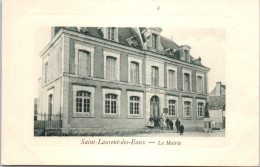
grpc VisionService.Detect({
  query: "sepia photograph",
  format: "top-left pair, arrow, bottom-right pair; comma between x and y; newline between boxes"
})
34,27 -> 226,137
2,0 -> 258,166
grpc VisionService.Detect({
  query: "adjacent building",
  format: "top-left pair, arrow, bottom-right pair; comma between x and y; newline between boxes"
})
209,82 -> 226,129
37,27 -> 210,131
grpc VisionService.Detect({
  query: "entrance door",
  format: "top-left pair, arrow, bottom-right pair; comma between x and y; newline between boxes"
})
150,96 -> 159,117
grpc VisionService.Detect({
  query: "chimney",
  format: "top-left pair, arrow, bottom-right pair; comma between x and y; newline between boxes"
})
216,82 -> 221,96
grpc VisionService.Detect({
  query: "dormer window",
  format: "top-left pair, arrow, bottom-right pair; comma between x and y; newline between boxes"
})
152,34 -> 158,49
184,50 -> 189,61
108,27 -> 115,41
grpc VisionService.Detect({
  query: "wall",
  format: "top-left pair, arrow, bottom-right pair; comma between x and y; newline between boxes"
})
48,41 -> 62,81
209,109 -> 224,128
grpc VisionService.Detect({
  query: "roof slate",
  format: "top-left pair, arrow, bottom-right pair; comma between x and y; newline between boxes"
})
209,95 -> 225,110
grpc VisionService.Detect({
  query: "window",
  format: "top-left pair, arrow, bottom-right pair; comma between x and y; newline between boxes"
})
197,76 -> 203,93
130,62 -> 139,84
184,101 -> 192,117
108,27 -> 115,41
73,85 -> 95,117
152,34 -> 158,49
184,73 -> 190,91
168,70 -> 175,89
184,50 -> 189,61
105,94 -> 118,114
75,43 -> 94,77
76,91 -> 91,113
48,94 -> 53,120
151,66 -> 159,86
106,56 -> 117,80
168,100 -> 176,116
130,96 -> 140,115
197,102 -> 204,117
44,62 -> 48,84
78,50 -> 91,77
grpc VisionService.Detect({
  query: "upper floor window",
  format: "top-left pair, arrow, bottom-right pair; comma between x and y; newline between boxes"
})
152,34 -> 158,49
44,62 -> 48,84
184,50 -> 189,61
151,66 -> 159,86
184,73 -> 190,91
197,102 -> 204,117
76,91 -> 91,113
106,56 -> 117,80
168,70 -> 176,89
78,50 -> 91,77
168,100 -> 176,116
130,62 -> 139,84
184,101 -> 192,117
108,27 -> 115,41
197,76 -> 203,93
130,96 -> 140,115
105,94 -> 118,114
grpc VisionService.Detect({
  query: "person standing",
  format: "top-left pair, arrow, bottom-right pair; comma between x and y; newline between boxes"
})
148,115 -> 154,128
169,119 -> 173,130
175,118 -> 180,133
165,117 -> 170,130
179,124 -> 184,135
159,117 -> 164,130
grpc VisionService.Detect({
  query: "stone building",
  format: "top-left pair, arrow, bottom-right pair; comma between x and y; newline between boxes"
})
38,27 -> 210,131
209,82 -> 226,129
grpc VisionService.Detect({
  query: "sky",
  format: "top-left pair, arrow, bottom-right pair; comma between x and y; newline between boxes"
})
34,27 -> 226,97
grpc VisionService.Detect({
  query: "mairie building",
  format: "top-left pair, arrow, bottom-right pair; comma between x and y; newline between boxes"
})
37,27 -> 210,131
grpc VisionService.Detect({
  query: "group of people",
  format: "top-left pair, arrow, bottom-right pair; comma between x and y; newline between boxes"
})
148,115 -> 185,135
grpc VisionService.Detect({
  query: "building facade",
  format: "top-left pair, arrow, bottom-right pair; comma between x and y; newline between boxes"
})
209,82 -> 226,129
38,27 -> 210,131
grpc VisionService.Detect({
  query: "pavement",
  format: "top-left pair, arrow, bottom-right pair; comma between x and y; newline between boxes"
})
129,129 -> 225,137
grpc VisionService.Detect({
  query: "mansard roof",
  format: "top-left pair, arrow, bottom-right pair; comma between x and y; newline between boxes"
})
52,27 -> 208,68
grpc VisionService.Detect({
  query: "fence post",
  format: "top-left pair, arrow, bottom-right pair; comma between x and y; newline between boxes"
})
44,113 -> 46,136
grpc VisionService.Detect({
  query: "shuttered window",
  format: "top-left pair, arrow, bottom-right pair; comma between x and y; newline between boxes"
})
130,62 -> 139,84
197,76 -> 203,93
151,66 -> 159,86
184,73 -> 190,91
168,70 -> 175,89
78,50 -> 91,77
106,56 -> 117,80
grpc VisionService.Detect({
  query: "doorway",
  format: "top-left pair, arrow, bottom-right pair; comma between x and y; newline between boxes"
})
150,96 -> 160,117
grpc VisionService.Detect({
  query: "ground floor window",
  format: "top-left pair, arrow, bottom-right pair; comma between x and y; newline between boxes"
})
184,101 -> 191,117
73,85 -> 95,117
76,91 -> 91,113
130,96 -> 140,115
197,102 -> 204,117
168,100 -> 176,116
105,94 -> 117,114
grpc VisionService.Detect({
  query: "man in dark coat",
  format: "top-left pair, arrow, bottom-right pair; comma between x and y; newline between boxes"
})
179,124 -> 184,135
154,116 -> 159,129
175,118 -> 180,132
169,119 -> 173,130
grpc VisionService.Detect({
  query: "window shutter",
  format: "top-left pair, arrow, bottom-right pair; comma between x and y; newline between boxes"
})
106,57 -> 110,79
87,53 -> 91,77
